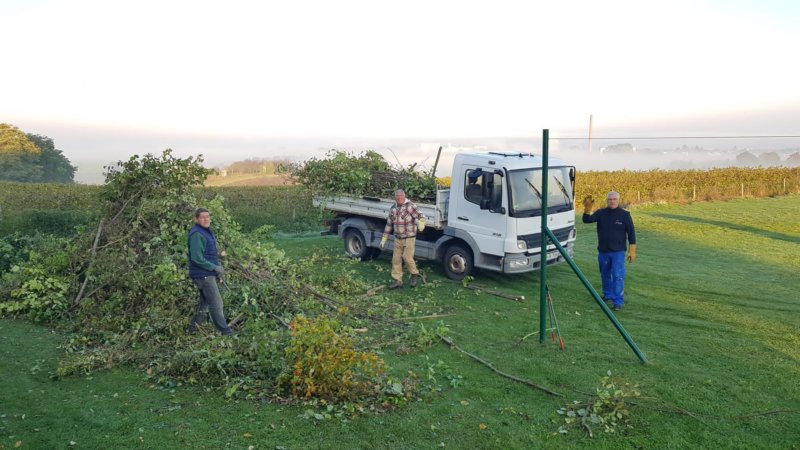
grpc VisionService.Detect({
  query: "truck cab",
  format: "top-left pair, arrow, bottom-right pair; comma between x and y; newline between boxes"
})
440,152 -> 576,279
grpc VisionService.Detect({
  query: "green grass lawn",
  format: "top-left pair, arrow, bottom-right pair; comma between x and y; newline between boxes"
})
3,196 -> 799,449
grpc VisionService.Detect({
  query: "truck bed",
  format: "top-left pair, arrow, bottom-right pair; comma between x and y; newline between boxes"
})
313,189 -> 450,230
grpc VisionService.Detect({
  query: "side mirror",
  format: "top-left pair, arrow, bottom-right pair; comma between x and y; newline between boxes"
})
479,199 -> 490,210
468,168 -> 484,178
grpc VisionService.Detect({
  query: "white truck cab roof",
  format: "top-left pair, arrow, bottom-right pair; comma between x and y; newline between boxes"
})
453,152 -> 571,171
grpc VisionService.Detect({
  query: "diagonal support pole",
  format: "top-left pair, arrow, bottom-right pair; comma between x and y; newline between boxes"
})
544,227 -> 648,363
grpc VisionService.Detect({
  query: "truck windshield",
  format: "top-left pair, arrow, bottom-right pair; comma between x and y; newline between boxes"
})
508,167 -> 574,217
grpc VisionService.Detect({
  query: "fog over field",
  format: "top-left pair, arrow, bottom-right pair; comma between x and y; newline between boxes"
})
58,125 -> 799,184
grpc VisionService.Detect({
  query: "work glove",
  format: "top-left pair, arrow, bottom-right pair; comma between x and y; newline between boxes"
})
627,244 -> 636,263
380,234 -> 388,250
417,217 -> 426,232
214,265 -> 225,276
582,196 -> 595,213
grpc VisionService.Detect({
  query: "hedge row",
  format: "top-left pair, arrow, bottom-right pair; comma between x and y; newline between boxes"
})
0,182 -> 102,235
196,185 -> 329,232
0,183 -> 327,235
3,166 -> 799,235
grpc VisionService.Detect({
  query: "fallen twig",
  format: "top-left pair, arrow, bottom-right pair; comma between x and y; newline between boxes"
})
437,333 -> 562,397
107,189 -> 142,225
461,284 -> 525,302
732,409 -> 799,419
299,284 -> 341,311
582,420 -> 594,438
358,284 -> 387,299
395,313 -> 455,321
269,313 -> 291,329
73,219 -> 105,306
227,312 -> 246,328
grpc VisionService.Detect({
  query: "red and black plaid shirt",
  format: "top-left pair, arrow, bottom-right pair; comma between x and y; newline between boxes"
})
384,200 -> 424,239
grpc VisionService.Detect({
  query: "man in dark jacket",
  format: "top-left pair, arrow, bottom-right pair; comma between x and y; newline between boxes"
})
582,191 -> 636,311
187,208 -> 233,335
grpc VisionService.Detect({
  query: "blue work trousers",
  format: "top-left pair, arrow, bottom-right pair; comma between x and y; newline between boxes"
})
189,276 -> 233,335
598,251 -> 626,307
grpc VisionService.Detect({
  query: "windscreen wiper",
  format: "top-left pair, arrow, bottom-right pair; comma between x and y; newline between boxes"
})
524,178 -> 543,203
552,176 -> 572,205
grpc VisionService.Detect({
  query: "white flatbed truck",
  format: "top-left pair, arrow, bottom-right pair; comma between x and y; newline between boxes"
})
313,152 -> 577,280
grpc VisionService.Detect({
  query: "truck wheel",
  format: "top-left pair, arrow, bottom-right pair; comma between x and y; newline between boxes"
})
443,244 -> 473,280
343,229 -> 372,261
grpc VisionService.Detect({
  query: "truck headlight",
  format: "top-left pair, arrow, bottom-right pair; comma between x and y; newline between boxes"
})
570,228 -> 577,240
509,258 -> 529,268
517,240 -> 527,250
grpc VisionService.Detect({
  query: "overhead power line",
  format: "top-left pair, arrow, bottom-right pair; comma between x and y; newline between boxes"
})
551,135 -> 800,140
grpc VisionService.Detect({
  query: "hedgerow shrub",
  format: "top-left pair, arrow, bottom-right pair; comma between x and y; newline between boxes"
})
280,315 -> 387,401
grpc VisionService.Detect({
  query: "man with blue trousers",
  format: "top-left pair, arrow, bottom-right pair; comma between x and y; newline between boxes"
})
582,191 -> 637,311
187,208 -> 233,335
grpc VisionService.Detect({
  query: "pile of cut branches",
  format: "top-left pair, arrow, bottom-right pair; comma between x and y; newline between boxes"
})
0,150 -> 429,409
287,149 -> 438,201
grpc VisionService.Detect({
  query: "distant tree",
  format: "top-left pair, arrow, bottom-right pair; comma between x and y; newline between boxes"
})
735,151 -> 759,167
26,133 -> 76,183
758,152 -> 781,166
602,143 -> 635,154
226,158 -> 288,175
0,124 -> 76,183
0,123 -> 42,182
786,152 -> 800,167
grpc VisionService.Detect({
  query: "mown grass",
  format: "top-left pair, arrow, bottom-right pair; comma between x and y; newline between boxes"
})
2,195 -> 799,449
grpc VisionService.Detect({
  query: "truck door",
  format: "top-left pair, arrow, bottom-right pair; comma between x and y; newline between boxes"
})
453,167 -> 505,256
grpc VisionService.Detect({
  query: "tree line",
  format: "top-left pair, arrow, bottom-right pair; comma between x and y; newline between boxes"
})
0,123 -> 76,183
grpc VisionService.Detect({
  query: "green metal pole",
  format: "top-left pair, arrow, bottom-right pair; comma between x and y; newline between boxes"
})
539,129 -> 550,344
544,227 -> 648,363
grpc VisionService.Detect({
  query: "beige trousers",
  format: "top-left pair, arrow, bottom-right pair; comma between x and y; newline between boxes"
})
391,236 -> 419,282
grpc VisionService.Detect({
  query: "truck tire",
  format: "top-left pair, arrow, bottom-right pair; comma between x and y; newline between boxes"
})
443,244 -> 473,280
343,229 -> 374,261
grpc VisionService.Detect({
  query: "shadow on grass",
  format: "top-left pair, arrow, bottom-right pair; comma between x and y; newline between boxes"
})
649,213 -> 800,244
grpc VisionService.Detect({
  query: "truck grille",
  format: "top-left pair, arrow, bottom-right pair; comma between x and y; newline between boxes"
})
518,226 -> 573,247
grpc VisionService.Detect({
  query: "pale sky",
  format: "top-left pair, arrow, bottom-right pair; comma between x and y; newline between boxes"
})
2,0 -> 799,181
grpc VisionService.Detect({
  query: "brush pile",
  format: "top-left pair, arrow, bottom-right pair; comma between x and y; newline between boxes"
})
288,149 -> 438,201
0,150 -> 424,408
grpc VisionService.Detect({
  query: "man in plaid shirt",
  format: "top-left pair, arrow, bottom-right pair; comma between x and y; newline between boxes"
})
381,189 -> 427,289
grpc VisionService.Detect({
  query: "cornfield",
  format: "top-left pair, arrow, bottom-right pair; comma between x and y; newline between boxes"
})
2,166 -> 798,234
576,167 -> 800,207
